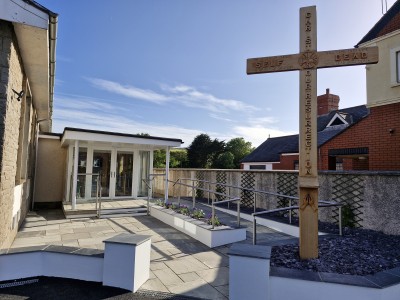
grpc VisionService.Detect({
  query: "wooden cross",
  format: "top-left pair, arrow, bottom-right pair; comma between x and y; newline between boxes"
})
247,6 -> 378,259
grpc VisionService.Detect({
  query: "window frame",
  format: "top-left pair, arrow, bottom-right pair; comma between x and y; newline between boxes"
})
390,46 -> 400,86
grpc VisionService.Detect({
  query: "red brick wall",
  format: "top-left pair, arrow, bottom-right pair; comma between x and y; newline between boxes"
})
319,102 -> 400,171
273,154 -> 299,170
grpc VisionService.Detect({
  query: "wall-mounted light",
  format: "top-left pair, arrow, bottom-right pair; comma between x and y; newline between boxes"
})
389,128 -> 395,134
12,89 -> 24,101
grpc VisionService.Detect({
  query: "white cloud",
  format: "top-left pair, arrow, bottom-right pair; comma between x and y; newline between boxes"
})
162,84 -> 257,113
208,113 -> 234,122
88,78 -> 169,104
86,78 -> 257,114
233,125 -> 295,147
248,116 -> 278,126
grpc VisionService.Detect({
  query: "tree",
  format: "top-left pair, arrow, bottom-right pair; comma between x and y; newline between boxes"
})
153,149 -> 188,168
187,134 -> 225,168
213,152 -> 235,169
225,137 -> 254,168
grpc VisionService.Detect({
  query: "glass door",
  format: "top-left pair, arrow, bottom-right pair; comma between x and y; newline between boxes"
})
115,151 -> 134,197
76,148 -> 87,200
138,151 -> 150,197
92,150 -> 111,198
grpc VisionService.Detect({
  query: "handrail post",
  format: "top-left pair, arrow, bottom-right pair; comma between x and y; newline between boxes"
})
339,206 -> 342,236
207,181 -> 210,205
96,175 -> 99,218
178,179 -> 181,205
228,186 -> 230,209
253,216 -> 257,245
253,193 -> 256,214
237,199 -> 240,227
147,176 -> 151,216
98,172 -> 102,218
289,199 -> 292,224
212,198 -> 215,229
192,180 -> 195,209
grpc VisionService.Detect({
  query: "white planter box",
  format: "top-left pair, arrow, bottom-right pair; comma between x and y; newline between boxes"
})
150,205 -> 246,248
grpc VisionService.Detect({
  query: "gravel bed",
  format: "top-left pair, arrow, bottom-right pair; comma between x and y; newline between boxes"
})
271,227 -> 400,275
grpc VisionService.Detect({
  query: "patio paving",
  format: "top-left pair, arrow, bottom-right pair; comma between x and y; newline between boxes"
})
9,199 -> 294,300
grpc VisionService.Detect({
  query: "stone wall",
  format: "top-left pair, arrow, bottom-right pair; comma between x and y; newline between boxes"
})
0,21 -> 32,250
153,168 -> 400,235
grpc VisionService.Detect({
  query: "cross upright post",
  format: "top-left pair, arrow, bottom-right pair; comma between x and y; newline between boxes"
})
246,6 -> 378,259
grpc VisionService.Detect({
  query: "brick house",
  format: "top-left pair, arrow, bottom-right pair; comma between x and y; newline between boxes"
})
0,1 -> 57,249
242,1 -> 400,172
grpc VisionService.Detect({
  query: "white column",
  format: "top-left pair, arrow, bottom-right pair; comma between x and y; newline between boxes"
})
72,140 -> 79,210
164,146 -> 170,202
229,244 -> 271,300
103,233 -> 151,292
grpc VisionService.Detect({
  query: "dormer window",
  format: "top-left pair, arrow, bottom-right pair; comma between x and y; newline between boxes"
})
326,113 -> 348,127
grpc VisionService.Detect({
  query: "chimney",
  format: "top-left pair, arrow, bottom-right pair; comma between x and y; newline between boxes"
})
317,88 -> 340,116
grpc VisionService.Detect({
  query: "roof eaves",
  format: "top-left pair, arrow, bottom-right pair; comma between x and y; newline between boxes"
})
61,127 -> 184,144
356,0 -> 400,47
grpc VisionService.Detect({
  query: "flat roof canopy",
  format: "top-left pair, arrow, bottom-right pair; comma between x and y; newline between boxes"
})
60,127 -> 183,149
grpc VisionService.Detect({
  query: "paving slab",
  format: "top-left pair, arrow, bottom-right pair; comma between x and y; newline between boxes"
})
164,256 -> 209,275
179,272 -> 201,283
9,201 -> 293,300
153,268 -> 184,286
196,267 -> 229,287
167,278 -> 227,300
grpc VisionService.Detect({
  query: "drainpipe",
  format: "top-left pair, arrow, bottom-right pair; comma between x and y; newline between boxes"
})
164,146 -> 170,202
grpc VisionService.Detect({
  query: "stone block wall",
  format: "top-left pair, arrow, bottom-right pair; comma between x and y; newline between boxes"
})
153,168 -> 400,235
0,20 -> 29,250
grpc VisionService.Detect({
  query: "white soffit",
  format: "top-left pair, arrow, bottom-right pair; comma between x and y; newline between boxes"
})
61,130 -> 182,148
1,0 -> 52,131
14,24 -> 50,124
0,0 -> 49,29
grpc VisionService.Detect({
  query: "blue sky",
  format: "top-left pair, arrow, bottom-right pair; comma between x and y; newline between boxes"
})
41,0 -> 396,147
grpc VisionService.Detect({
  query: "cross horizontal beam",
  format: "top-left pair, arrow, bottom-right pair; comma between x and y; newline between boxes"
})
247,46 -> 379,75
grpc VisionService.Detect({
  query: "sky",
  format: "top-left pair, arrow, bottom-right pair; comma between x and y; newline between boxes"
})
40,0 -> 397,147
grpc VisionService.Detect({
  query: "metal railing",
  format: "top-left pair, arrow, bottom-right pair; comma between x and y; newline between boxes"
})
142,173 -> 166,216
150,175 -> 343,234
169,179 -> 241,229
252,201 -> 343,245
75,172 -> 102,218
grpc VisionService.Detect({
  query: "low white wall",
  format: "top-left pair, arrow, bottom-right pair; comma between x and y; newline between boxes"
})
0,234 -> 151,292
229,244 -> 400,300
150,205 -> 246,247
270,276 -> 400,300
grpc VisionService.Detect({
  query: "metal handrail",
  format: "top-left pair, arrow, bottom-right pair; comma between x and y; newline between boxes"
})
212,197 -> 241,229
252,202 -> 343,245
155,175 -> 343,238
166,179 -> 241,229
75,172 -> 102,218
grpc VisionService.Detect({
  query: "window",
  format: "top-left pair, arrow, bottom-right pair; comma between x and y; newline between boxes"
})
390,46 -> 400,85
249,165 -> 266,170
397,51 -> 400,83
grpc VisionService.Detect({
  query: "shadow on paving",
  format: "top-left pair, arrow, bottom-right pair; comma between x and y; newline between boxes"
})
0,277 -> 206,300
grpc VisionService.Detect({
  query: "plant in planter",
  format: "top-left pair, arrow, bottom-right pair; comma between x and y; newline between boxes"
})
206,213 -> 222,226
191,208 -> 205,220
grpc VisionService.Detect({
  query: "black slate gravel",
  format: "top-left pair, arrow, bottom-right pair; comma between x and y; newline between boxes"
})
271,227 -> 400,275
